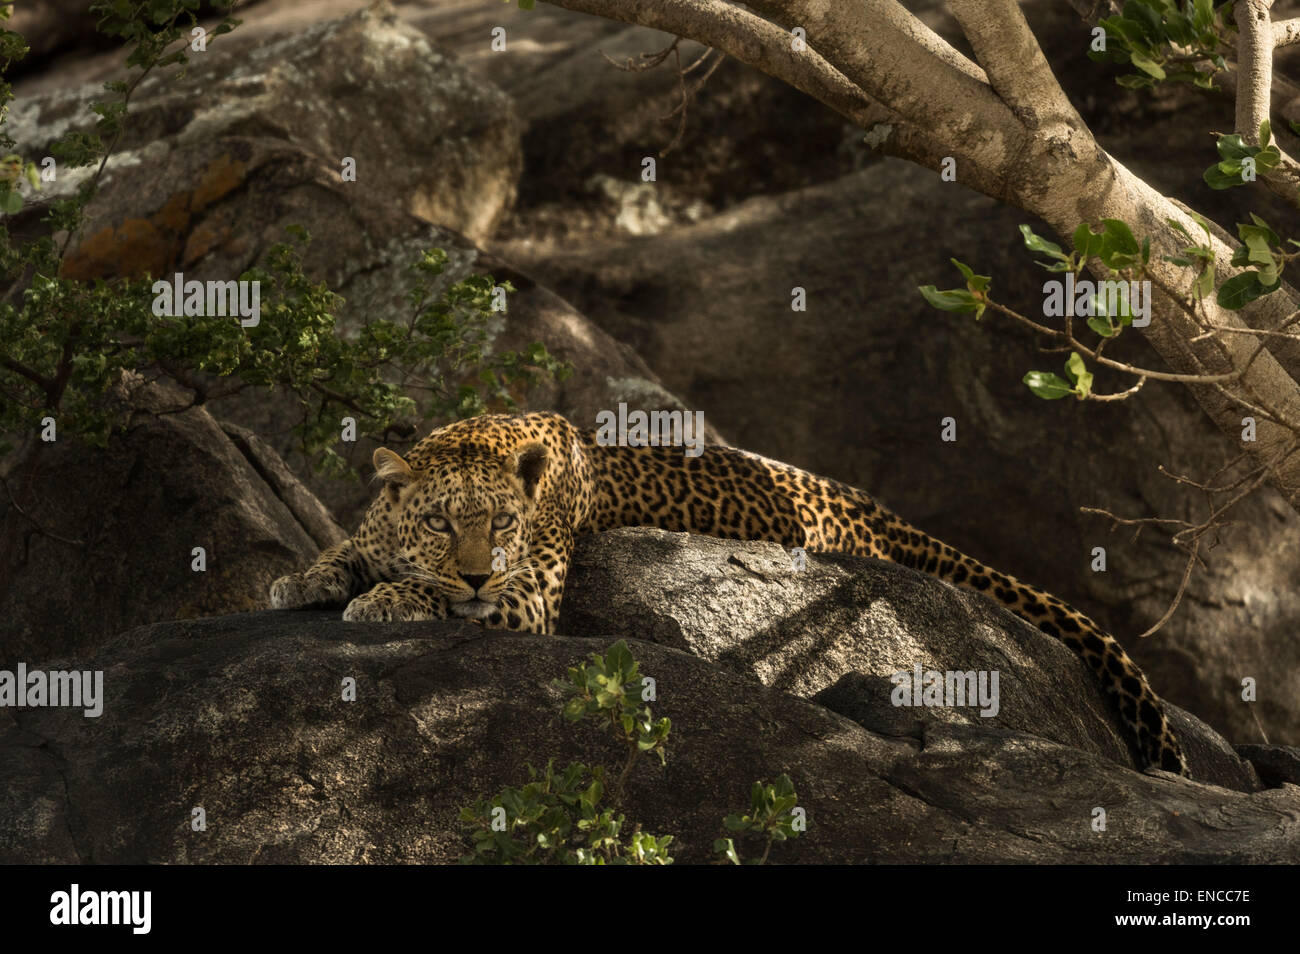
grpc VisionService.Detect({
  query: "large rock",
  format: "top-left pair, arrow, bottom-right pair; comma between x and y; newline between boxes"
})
3,533 -> 1297,864
519,162 -> 1300,749
0,376 -> 345,664
10,2 -> 522,247
560,529 -> 1259,791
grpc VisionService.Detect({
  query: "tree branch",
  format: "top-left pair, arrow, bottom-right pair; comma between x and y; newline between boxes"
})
948,0 -> 1087,137
1273,16 -> 1300,47
1233,0 -> 1300,204
0,357 -> 55,395
557,0 -> 1033,196
542,0 -> 888,129
1238,0 -> 1279,140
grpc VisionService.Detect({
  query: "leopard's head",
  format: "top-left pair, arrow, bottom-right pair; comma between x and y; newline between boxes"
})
372,441 -> 547,619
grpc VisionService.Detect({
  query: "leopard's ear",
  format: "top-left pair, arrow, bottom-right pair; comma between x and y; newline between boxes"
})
373,447 -> 415,497
513,442 -> 548,499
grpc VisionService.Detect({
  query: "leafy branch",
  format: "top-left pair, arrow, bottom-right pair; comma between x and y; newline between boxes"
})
460,640 -> 802,864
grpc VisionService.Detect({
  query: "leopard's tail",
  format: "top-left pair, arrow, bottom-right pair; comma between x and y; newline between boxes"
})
880,527 -> 1189,776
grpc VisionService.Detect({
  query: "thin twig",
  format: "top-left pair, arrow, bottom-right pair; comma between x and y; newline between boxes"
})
1136,541 -> 1198,638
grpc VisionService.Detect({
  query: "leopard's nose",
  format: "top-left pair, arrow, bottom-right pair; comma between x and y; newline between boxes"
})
460,573 -> 490,592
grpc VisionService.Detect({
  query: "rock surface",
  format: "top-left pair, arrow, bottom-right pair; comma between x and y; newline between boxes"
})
560,529 -> 1260,791
11,2 -> 521,247
0,377 -> 345,664
2,531 -> 1297,864
1237,744 -> 1300,789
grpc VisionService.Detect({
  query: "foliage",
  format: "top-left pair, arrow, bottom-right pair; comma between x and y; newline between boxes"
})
1024,352 -> 1093,401
459,758 -> 675,865
458,640 -> 803,865
560,637 -> 671,787
714,774 -> 802,866
0,1 -> 567,473
1203,120 -> 1282,189
1089,0 -> 1231,89
919,205 -> 1299,403
459,640 -> 673,865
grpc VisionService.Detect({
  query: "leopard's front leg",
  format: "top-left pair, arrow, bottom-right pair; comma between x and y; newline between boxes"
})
482,567 -> 551,634
342,579 -> 450,622
271,539 -> 366,609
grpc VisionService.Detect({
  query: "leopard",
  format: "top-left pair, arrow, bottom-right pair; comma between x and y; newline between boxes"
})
269,411 -> 1190,777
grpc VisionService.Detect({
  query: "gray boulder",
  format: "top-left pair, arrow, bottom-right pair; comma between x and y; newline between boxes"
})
0,376 -> 345,664
560,529 -> 1260,792
1236,744 -> 1300,789
3,531 -> 1297,864
11,2 -> 521,246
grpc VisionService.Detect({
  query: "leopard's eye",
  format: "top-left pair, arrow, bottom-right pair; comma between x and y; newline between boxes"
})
424,514 -> 451,532
491,512 -> 515,530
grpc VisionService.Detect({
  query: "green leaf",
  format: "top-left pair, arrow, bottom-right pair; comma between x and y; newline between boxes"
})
1116,73 -> 1157,90
1260,119 -> 1272,149
1194,262 -> 1215,300
1023,371 -> 1075,400
1073,223 -> 1104,261
1065,352 -> 1093,398
1216,271 -> 1277,310
1203,161 -> 1246,190
1019,224 -> 1066,259
1236,223 -> 1280,284
1254,144 -> 1281,171
1192,0 -> 1214,31
1187,210 -> 1213,241
1216,134 -> 1253,161
918,285 -> 981,313
1100,218 -> 1139,255
1087,316 -> 1118,338
714,838 -> 741,865
1128,52 -> 1166,79
1246,212 -> 1280,246
1163,10 -> 1196,47
951,258 -> 990,293
1124,1 -> 1165,43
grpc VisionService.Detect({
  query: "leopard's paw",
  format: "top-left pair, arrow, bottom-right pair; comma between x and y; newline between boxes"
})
270,572 -> 348,609
342,591 -> 433,622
